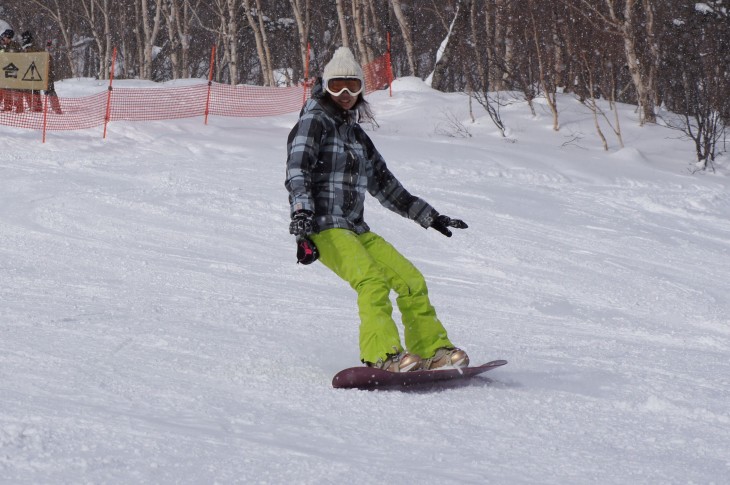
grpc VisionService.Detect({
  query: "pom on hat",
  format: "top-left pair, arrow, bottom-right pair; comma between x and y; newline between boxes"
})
323,47 -> 364,88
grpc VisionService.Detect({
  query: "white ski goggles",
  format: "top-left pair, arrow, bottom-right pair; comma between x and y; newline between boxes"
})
326,77 -> 363,96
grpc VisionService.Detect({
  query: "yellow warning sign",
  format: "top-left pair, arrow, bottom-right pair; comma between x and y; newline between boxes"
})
0,52 -> 49,90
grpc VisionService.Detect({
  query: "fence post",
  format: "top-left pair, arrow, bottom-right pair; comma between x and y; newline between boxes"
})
387,32 -> 393,97
204,45 -> 216,125
42,95 -> 48,143
103,47 -> 117,139
42,51 -> 51,143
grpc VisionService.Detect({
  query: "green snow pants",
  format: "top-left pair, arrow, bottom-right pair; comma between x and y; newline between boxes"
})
310,228 -> 453,364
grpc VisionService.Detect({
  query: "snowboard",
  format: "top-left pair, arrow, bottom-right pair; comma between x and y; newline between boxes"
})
332,359 -> 507,390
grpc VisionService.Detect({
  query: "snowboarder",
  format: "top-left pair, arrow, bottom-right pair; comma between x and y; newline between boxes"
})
285,47 -> 469,373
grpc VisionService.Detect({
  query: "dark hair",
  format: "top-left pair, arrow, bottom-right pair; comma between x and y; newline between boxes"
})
353,94 -> 375,124
21,31 -> 32,43
1,29 -> 13,39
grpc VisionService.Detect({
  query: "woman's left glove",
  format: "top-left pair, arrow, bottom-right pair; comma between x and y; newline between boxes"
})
430,212 -> 468,237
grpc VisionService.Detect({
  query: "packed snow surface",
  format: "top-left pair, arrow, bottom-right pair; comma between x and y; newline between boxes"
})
1,77 -> 729,484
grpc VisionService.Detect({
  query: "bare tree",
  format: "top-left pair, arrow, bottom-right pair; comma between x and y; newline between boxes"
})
192,0 -> 238,83
77,0 -> 113,79
160,0 -> 196,80
528,1 -> 559,131
289,0 -> 311,80
255,0 -> 275,84
27,0 -> 80,78
334,0 -> 350,48
351,0 -> 371,66
135,0 -> 164,80
431,2 -> 460,91
242,0 -> 275,86
566,0 -> 658,124
390,0 -> 416,76
659,2 -> 729,170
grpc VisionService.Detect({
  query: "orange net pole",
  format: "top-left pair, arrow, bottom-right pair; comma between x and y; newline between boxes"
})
42,94 -> 48,143
387,32 -> 393,97
205,45 -> 216,125
42,52 -> 50,143
103,47 -> 118,139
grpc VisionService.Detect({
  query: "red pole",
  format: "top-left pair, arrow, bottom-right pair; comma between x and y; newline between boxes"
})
42,52 -> 50,143
387,32 -> 393,97
302,42 -> 310,105
204,45 -> 216,125
42,94 -> 48,143
103,47 -> 117,139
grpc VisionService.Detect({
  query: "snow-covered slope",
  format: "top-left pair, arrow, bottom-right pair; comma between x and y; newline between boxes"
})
1,77 -> 729,483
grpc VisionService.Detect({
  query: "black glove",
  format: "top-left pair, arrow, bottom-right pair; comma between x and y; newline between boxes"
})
296,237 -> 319,265
430,212 -> 468,237
289,210 -> 315,237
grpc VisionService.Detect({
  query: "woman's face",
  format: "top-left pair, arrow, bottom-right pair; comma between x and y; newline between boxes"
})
330,91 -> 358,111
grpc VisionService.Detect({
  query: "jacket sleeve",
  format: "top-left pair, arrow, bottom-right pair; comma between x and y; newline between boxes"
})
361,130 -> 435,228
285,112 -> 323,216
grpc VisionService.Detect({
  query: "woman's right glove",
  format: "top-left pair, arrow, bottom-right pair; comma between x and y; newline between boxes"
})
296,237 -> 319,265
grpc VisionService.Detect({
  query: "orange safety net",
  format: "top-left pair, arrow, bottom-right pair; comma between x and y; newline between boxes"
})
0,52 -> 393,136
363,52 -> 393,94
208,83 -> 307,118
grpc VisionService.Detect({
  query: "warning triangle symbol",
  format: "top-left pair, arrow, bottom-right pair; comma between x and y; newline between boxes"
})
23,61 -> 44,82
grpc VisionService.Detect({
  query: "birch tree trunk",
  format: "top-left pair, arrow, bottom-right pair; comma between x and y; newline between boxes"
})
352,0 -> 371,66
469,0 -> 486,91
79,0 -> 111,79
335,0 -> 350,48
161,0 -> 186,79
529,5 -> 559,131
605,0 -> 656,124
254,0 -> 275,86
207,0 -> 239,84
492,0 -> 512,91
242,0 -> 273,86
178,0 -> 193,77
139,0 -> 164,80
642,0 -> 660,111
390,0 -> 416,76
363,0 -> 381,61
289,0 -> 311,80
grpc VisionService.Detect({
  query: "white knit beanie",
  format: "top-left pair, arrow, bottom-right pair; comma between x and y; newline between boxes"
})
322,47 -> 364,87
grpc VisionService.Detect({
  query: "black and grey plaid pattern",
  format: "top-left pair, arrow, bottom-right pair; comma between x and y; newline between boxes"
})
285,98 -> 434,235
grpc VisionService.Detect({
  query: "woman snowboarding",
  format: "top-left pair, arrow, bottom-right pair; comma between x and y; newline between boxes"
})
285,47 -> 469,372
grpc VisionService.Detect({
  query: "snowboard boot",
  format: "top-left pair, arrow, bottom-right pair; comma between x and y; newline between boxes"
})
420,347 -> 469,370
367,350 -> 422,373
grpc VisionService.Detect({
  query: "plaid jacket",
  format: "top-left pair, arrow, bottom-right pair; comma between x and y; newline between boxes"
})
285,88 -> 435,235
